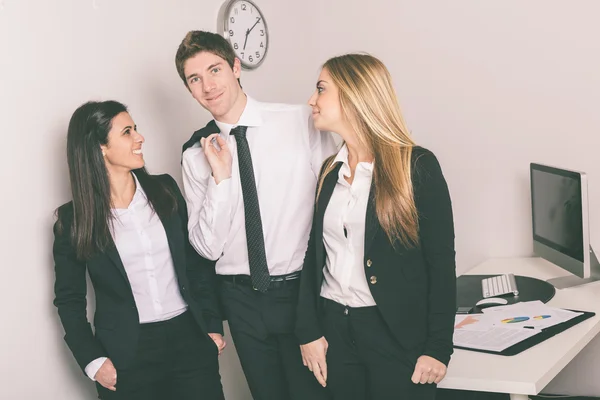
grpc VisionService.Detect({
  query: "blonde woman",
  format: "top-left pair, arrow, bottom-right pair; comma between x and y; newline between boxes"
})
295,54 -> 456,400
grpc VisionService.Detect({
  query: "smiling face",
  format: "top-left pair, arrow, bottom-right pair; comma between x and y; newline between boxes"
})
100,112 -> 145,175
184,51 -> 246,124
308,67 -> 347,135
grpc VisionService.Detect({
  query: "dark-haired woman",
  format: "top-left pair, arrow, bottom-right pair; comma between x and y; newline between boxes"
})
53,101 -> 225,400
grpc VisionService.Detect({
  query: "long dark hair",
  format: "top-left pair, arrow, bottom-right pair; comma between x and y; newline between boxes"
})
57,100 -> 177,260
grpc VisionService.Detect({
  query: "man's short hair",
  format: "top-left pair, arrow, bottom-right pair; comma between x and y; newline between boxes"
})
175,30 -> 237,87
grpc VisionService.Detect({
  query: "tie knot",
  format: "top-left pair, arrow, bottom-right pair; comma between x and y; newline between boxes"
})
231,125 -> 248,139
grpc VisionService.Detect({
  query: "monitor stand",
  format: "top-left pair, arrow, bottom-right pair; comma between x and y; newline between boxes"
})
546,247 -> 600,289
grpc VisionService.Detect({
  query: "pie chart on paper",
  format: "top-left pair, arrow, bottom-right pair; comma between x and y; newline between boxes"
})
533,315 -> 551,320
501,316 -> 530,324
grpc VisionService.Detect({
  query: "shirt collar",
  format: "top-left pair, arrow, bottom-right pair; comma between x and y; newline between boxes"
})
334,144 -> 374,179
131,172 -> 147,202
214,95 -> 263,137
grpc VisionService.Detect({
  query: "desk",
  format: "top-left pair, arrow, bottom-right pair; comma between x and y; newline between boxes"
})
438,257 -> 600,400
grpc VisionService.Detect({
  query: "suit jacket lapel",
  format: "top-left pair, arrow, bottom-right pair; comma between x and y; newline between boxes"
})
103,218 -> 184,294
364,180 -> 380,257
105,241 -> 131,285
314,163 -> 342,284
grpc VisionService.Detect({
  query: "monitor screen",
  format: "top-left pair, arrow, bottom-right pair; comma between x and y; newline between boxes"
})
531,164 -> 584,262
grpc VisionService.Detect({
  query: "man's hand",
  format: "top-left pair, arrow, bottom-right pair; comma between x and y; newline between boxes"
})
300,336 -> 328,387
208,333 -> 227,355
411,355 -> 447,384
95,358 -> 117,391
200,134 -> 232,184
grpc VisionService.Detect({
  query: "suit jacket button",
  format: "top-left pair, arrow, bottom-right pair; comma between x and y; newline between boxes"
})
366,259 -> 373,267
370,276 -> 377,284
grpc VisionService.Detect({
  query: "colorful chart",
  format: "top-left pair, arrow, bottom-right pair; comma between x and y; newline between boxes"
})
501,316 -> 530,324
533,315 -> 551,320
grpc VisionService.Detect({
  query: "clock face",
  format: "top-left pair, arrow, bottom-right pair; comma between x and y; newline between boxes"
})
223,0 -> 268,69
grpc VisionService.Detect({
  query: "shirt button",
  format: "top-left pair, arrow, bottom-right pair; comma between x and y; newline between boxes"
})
370,276 -> 378,285
366,259 -> 373,267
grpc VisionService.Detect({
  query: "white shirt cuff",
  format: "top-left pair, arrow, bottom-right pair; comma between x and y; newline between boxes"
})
85,357 -> 108,381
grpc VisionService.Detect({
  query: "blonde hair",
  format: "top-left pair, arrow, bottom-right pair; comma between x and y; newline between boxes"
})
317,53 -> 419,248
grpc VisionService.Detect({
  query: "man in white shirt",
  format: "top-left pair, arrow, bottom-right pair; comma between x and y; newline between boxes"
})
175,31 -> 336,400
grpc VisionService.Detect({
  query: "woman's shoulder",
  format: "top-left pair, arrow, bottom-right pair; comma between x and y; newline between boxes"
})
55,201 -> 74,221
410,146 -> 440,169
409,146 -> 445,184
143,173 -> 184,203
54,201 -> 74,236
151,173 -> 176,185
137,172 -> 178,190
411,145 -> 435,160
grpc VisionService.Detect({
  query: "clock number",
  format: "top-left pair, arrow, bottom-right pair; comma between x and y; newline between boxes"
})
260,42 -> 264,48
241,52 -> 245,59
255,51 -> 260,58
230,17 -> 235,23
234,43 -> 239,50
260,30 -> 264,36
249,55 -> 253,62
241,3 -> 246,10
229,29 -> 234,37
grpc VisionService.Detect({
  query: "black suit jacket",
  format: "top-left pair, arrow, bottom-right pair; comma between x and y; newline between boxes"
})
53,174 -> 222,373
295,147 -> 456,366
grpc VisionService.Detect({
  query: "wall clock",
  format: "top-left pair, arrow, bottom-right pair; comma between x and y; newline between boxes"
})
218,0 -> 269,70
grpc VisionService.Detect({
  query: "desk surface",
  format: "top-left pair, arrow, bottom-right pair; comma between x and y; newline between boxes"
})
438,257 -> 600,395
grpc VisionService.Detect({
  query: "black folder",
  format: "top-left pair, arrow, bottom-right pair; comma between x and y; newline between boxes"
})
455,309 -> 596,356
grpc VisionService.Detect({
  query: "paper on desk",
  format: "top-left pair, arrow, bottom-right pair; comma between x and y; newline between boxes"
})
454,314 -> 540,352
481,300 -> 582,330
453,301 -> 584,352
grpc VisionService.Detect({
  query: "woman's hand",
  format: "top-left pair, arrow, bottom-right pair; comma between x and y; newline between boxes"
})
208,333 -> 227,355
300,336 -> 328,387
95,358 -> 117,391
411,355 -> 447,384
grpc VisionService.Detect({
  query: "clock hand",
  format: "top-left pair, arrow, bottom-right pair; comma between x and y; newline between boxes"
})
243,18 -> 261,51
246,17 -> 261,35
243,29 -> 249,50
243,18 -> 261,50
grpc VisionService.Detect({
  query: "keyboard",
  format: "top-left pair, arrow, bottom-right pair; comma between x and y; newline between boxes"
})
481,274 -> 519,298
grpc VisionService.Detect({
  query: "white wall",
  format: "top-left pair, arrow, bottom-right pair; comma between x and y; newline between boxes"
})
0,0 -> 319,399
312,0 -> 600,396
3,0 -> 600,398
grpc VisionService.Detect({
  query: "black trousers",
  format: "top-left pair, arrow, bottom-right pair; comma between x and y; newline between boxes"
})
322,298 -> 437,400
96,311 -> 224,400
219,278 -> 330,400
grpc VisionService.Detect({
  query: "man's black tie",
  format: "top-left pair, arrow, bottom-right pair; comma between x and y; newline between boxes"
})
230,125 -> 271,292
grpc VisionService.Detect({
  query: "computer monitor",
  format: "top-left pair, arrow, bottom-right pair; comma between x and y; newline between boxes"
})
530,163 -> 600,288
